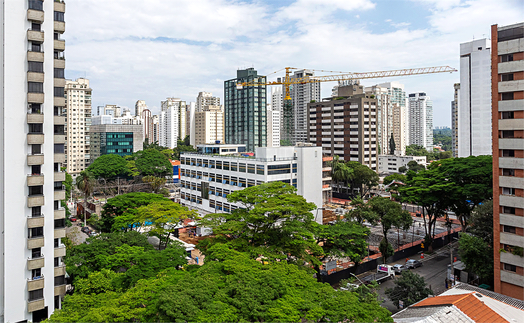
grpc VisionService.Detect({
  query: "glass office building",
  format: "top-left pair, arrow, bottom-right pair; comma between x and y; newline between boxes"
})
89,125 -> 143,163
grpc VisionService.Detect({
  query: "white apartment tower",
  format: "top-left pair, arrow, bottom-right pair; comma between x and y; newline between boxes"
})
378,82 -> 408,154
135,100 -> 147,118
458,39 -> 492,157
408,92 -> 433,151
451,83 -> 460,157
159,98 -> 186,148
194,105 -> 224,146
65,78 -> 92,178
288,70 -> 321,144
267,104 -> 281,148
196,92 -> 220,113
365,85 -> 392,155
142,109 -> 153,143
187,102 -> 196,147
0,1 -> 68,321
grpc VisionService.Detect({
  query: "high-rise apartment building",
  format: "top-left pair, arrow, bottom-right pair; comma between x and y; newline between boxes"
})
451,83 -> 460,157
135,100 -> 147,117
89,125 -> 143,162
491,22 -> 524,301
224,68 -> 267,152
267,104 -> 281,148
0,1 -> 68,321
142,109 -> 153,143
159,98 -> 186,148
196,92 -> 220,113
308,84 -> 378,170
194,105 -> 224,146
152,115 -> 159,143
288,70 -> 321,144
365,85 -> 391,155
408,92 -> 433,151
187,102 -> 196,147
458,39 -> 492,157
64,78 -> 92,178
378,82 -> 408,154
391,104 -> 406,155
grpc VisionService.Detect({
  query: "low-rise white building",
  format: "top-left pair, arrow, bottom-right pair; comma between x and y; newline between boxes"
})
378,155 -> 426,174
180,145 -> 324,224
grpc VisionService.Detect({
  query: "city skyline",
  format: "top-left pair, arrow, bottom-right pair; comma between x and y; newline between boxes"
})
63,0 -> 521,127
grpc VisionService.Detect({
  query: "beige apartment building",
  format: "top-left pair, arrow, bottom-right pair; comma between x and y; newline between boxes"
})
65,78 -> 92,178
194,105 -> 225,146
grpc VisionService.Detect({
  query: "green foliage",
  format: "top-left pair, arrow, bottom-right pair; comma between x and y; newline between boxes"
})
87,213 -> 100,230
383,173 -> 406,186
280,139 -> 292,146
458,233 -> 493,283
385,270 -> 433,308
316,220 -> 369,265
133,149 -> 172,177
406,144 -> 441,161
142,175 -> 166,193
76,170 -> 96,223
87,154 -> 129,179
50,245 -> 392,323
512,246 -> 524,257
468,200 -> 493,246
172,136 -> 196,160
125,159 -> 139,177
379,238 -> 395,262
63,172 -> 73,199
346,161 -> 379,198
399,166 -> 407,173
100,192 -> 169,232
74,269 -> 122,294
407,160 -> 425,173
198,182 -> 322,265
347,197 -> 377,224
433,130 -> 452,151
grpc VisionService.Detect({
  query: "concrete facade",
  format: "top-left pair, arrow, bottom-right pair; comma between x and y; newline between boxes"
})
451,83 -> 460,157
288,70 -> 321,144
408,92 -> 433,151
159,98 -> 186,149
194,105 -> 224,146
377,155 -> 426,174
89,124 -> 143,163
267,104 -> 280,148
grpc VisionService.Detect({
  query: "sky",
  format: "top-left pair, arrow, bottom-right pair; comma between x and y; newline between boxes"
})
64,0 -> 523,127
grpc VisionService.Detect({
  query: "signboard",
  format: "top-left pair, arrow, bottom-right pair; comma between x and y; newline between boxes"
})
399,300 -> 404,309
378,265 -> 388,273
325,260 -> 337,272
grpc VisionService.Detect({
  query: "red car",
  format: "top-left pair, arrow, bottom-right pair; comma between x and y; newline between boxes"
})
70,217 -> 77,222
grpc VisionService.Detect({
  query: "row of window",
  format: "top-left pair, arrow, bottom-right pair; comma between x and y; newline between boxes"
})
182,158 -> 298,175
181,176 -> 263,188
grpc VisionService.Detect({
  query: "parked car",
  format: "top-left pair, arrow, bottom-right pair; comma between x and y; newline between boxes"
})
81,226 -> 91,234
405,259 -> 423,269
70,217 -> 77,222
392,264 -> 408,274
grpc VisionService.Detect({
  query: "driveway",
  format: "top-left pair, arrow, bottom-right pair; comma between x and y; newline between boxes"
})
66,223 -> 89,245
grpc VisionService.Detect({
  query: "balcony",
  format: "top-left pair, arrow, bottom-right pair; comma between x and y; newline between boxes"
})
27,51 -> 44,62
53,115 -> 66,125
54,153 -> 65,163
27,93 -> 44,104
54,58 -> 65,69
27,133 -> 44,145
27,256 -> 45,270
54,77 -> 66,87
54,228 -> 66,239
27,30 -> 44,43
54,39 -> 65,51
27,113 -> 44,124
54,21 -> 65,33
54,265 -> 66,277
27,9 -> 44,22
27,71 -> 44,83
54,97 -> 65,106
54,285 -> 66,296
27,174 -> 44,186
54,172 -> 66,182
54,134 -> 66,144
27,298 -> 45,313
54,246 -> 66,257
27,215 -> 45,228
27,195 -> 44,207
27,154 -> 44,166
27,236 -> 44,249
54,1 -> 66,12
54,190 -> 66,201
54,208 -> 65,219
27,276 -> 45,291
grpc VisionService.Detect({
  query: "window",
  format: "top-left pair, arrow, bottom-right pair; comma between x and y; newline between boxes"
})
256,164 -> 264,175
54,257 -> 60,267
501,131 -> 514,138
500,54 -> 514,62
32,248 -> 42,258
28,61 -> 43,73
247,164 -> 255,174
502,150 -> 515,157
32,268 -> 42,279
503,225 -> 516,233
28,0 -> 44,11
29,227 -> 44,238
239,163 -> 246,172
28,186 -> 43,196
216,161 -> 222,170
28,82 -> 43,93
223,162 -> 230,171
31,206 -> 42,217
54,144 -> 65,154
31,42 -> 41,52
502,187 -> 516,196
502,168 -> 515,176
501,92 -> 514,101
503,206 -> 516,214
268,164 -> 291,175
231,162 -> 238,171
54,275 -> 66,286
54,87 -> 65,97
502,111 -> 514,119
292,163 -> 297,173
54,68 -> 65,78
54,11 -> 65,22
29,123 -> 43,133
503,263 -> 517,272
54,219 -> 65,229
29,289 -> 44,301
501,73 -> 514,82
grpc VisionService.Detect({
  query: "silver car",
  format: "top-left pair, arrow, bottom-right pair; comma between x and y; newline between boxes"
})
393,264 -> 408,274
405,259 -> 423,269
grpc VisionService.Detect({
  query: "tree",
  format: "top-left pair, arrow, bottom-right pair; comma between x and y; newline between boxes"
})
134,149 -> 172,177
346,161 -> 379,198
383,173 -> 406,186
385,271 -> 433,308
137,200 -> 197,249
458,233 -> 493,284
100,192 -> 170,232
142,175 -> 166,193
76,170 -> 96,226
367,197 -> 412,262
172,137 -> 197,160
280,139 -> 292,146
407,160 -> 425,173
87,154 -> 130,180
63,172 -> 73,200
405,144 -> 428,156
468,200 -> 493,246
331,155 -> 353,187
198,182 -> 323,265
346,197 -> 378,224
389,133 -> 396,155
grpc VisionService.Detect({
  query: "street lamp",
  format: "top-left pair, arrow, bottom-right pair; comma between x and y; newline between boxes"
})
350,272 -> 365,286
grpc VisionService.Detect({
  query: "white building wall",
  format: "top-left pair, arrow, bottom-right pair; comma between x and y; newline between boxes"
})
289,70 -> 321,144
267,104 -> 280,148
408,92 -> 433,151
378,155 -> 427,174
458,39 -> 492,157
188,102 -> 196,147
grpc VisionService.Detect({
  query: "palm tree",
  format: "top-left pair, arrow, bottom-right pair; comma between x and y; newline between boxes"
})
76,170 -> 95,226
331,155 -> 352,194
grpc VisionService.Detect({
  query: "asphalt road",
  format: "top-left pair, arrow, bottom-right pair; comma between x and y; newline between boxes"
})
358,245 -> 458,314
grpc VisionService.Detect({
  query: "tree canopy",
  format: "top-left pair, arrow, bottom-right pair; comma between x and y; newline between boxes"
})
86,154 -> 129,179
458,233 -> 493,284
133,149 -> 172,177
385,271 -> 433,308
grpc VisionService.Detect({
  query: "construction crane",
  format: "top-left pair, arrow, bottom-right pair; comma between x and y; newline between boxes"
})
237,66 -> 457,144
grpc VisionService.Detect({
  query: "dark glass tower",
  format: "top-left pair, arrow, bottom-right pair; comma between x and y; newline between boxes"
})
224,68 -> 267,151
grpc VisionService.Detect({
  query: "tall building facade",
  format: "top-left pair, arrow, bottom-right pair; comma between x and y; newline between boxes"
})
64,78 -> 92,178
267,104 -> 281,148
408,92 -> 433,151
196,92 -> 220,113
458,39 -> 492,157
365,85 -> 391,155
224,68 -> 267,152
187,102 -> 196,147
194,105 -> 224,146
451,83 -> 460,157
288,70 -> 321,144
135,100 -> 147,118
492,22 -> 524,301
0,1 -> 68,321
308,84 -> 378,170
89,125 -> 143,162
159,98 -> 186,148
379,82 -> 408,154
142,109 -> 152,143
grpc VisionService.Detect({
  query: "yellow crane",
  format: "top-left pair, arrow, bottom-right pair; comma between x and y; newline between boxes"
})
237,65 -> 457,143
